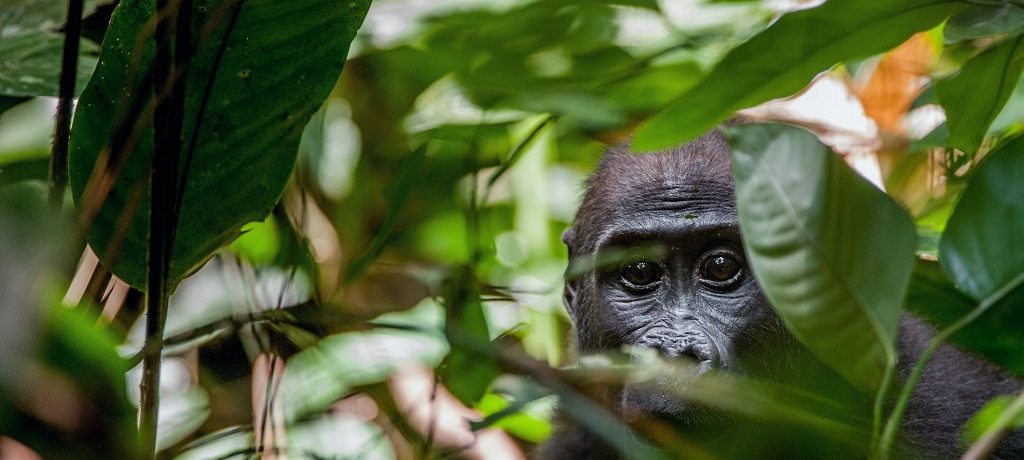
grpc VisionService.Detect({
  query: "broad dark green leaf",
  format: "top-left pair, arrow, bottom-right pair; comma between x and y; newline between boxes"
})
727,124 -> 916,390
69,0 -> 371,289
937,136 -> 1024,374
937,36 -> 1024,155
990,73 -> 1024,134
0,96 -> 28,116
0,0 -> 99,97
0,157 -> 48,186
945,3 -> 1024,42
901,258 -> 1019,361
905,258 -> 974,326
634,0 -> 960,151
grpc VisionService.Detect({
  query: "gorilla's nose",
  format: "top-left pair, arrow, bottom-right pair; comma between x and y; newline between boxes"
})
663,341 -> 711,363
638,329 -> 717,367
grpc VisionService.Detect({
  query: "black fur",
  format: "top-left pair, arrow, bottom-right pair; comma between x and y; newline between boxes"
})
538,130 -> 1023,459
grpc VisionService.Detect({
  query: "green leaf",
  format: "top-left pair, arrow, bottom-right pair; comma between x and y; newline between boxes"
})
441,266 -> 501,405
0,0 -> 99,97
68,0 -> 371,290
990,73 -> 1024,134
634,0 -> 960,151
905,258 -> 975,328
937,36 -> 1024,155
937,136 -> 1024,374
0,96 -> 28,116
963,394 -> 1024,444
727,124 -> 916,390
901,258 -> 1024,367
945,3 -> 1024,42
278,328 -> 448,423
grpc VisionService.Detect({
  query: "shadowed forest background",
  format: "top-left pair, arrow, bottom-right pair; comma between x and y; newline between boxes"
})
2,0 -> 1024,458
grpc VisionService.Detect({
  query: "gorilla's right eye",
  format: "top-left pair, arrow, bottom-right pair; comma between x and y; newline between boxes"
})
620,261 -> 661,289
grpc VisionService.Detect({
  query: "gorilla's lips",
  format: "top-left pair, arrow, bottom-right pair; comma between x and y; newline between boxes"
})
620,330 -> 720,419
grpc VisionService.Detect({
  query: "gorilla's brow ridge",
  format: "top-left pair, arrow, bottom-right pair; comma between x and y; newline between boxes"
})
571,130 -> 735,255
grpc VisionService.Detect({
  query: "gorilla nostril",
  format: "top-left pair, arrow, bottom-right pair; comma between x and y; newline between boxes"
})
659,343 -> 708,363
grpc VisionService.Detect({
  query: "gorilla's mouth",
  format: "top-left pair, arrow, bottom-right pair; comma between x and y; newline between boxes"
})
620,337 -> 721,420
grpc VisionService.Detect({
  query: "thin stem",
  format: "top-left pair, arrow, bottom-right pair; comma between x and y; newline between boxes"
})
140,0 -> 189,456
877,271 -> 1024,459
870,359 -> 895,452
48,0 -> 84,210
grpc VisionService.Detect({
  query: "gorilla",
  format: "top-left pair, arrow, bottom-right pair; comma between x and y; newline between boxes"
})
538,130 -> 1023,459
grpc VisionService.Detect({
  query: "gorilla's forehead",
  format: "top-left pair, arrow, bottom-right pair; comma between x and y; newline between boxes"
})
594,176 -> 738,247
611,177 -> 736,216
572,131 -> 738,252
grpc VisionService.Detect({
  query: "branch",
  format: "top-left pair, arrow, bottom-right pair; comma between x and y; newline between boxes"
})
140,0 -> 191,456
48,0 -> 84,210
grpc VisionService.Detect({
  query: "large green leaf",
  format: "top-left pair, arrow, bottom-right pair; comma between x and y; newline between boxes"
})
937,136 -> 1024,374
634,0 -> 960,151
0,0 -> 99,97
69,0 -> 371,289
937,36 -> 1024,155
727,124 -> 916,390
944,3 -> 1024,42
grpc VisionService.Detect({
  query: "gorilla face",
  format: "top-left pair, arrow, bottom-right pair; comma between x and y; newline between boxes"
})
563,131 -> 795,419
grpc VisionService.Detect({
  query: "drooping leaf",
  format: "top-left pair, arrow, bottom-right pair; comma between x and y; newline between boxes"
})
278,328 -> 448,424
990,73 -> 1024,134
634,0 -> 960,151
69,0 -> 372,289
900,257 -> 1024,366
937,136 -> 1024,374
441,266 -> 502,405
0,0 -> 99,97
905,258 -> 975,328
937,36 -> 1024,155
727,124 -> 916,390
945,3 -> 1024,42
0,96 -> 28,116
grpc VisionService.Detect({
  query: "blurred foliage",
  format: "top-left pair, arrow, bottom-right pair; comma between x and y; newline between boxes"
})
2,0 -> 1024,459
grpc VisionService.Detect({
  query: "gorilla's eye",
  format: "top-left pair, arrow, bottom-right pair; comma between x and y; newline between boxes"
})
620,261 -> 661,289
699,254 -> 742,287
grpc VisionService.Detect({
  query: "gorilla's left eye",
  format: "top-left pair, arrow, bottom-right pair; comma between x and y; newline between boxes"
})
699,253 -> 743,288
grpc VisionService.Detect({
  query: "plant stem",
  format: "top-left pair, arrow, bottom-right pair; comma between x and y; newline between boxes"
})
140,0 -> 190,456
48,0 -> 84,210
877,271 -> 1024,459
870,360 -> 895,452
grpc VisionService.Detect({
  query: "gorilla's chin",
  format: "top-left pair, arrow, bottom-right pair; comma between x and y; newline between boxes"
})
619,359 -> 718,423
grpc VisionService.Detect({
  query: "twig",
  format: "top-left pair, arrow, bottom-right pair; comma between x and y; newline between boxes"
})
48,0 -> 84,209
139,0 -> 190,456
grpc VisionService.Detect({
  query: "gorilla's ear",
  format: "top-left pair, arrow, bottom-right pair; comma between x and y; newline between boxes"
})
562,227 -> 578,315
561,227 -> 577,249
